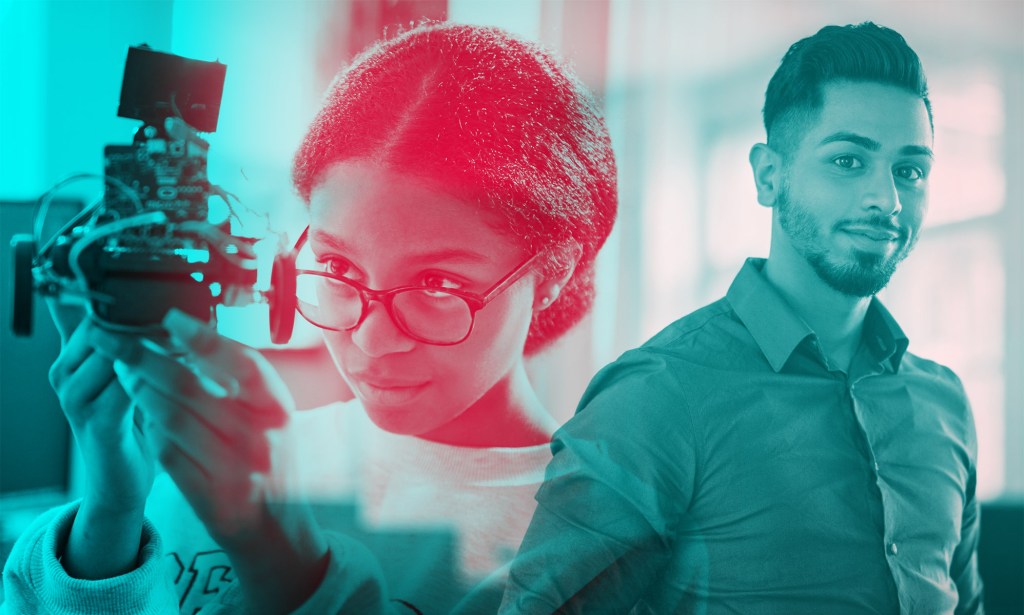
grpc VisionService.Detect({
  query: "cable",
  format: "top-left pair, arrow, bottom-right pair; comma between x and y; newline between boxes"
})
175,220 -> 258,268
170,90 -> 184,122
67,210 -> 169,287
32,173 -> 144,253
62,210 -> 170,333
34,195 -> 104,263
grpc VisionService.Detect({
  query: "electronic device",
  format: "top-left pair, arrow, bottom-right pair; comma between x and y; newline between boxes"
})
8,45 -> 297,343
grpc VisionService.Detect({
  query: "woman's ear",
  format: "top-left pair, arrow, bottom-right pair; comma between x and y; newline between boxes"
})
749,143 -> 783,209
534,241 -> 582,311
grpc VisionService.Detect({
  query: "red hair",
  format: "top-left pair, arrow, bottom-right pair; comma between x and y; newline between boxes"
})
293,22 -> 617,354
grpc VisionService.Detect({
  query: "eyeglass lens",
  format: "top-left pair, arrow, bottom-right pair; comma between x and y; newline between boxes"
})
296,274 -> 474,344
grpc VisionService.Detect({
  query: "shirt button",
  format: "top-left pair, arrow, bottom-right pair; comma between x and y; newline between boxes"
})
889,542 -> 898,556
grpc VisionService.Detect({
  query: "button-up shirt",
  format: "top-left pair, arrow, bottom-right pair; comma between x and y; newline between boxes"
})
502,258 -> 983,614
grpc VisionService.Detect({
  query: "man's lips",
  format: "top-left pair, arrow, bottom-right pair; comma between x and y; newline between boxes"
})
840,225 -> 902,241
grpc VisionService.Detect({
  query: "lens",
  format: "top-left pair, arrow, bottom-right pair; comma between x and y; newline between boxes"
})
392,289 -> 473,344
296,273 -> 363,329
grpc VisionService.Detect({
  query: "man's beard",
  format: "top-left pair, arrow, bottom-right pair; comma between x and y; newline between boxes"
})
776,182 -> 917,297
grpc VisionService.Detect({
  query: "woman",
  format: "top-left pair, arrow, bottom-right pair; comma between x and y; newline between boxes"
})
3,22 -> 616,614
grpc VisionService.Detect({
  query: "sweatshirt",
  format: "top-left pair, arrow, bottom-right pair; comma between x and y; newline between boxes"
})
2,400 -> 551,614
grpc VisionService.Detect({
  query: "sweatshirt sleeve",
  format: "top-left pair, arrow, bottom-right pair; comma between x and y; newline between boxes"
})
197,531 -> 394,615
2,500 -> 180,615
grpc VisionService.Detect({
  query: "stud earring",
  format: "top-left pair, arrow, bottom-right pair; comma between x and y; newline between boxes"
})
539,297 -> 551,306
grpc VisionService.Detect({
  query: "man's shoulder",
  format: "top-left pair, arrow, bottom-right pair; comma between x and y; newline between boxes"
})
577,297 -> 742,409
899,350 -> 968,393
638,296 -> 738,357
896,350 -> 979,462
898,350 -> 973,416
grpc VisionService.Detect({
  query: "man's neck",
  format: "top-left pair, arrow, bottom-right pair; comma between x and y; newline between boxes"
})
763,254 -> 871,372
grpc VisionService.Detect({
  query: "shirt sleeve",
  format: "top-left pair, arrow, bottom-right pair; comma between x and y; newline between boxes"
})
951,385 -> 984,615
500,349 -> 699,613
1,500 -> 179,615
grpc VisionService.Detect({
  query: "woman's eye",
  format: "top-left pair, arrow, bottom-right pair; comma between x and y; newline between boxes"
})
833,155 -> 863,170
421,273 -> 463,290
320,257 -> 356,278
895,165 -> 925,181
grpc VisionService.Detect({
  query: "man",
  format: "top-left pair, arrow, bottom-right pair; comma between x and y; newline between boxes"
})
501,22 -> 983,614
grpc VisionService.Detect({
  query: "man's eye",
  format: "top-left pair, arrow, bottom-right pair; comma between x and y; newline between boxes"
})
895,166 -> 925,181
833,155 -> 863,169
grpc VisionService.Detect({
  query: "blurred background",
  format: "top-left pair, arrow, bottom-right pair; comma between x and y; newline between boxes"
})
1,0 -> 1021,610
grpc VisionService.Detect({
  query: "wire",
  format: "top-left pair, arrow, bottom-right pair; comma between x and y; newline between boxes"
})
175,220 -> 258,268
67,210 -> 169,290
34,195 -> 104,263
170,90 -> 184,122
65,210 -> 172,334
31,210 -> 170,329
32,173 -> 144,254
208,186 -> 243,224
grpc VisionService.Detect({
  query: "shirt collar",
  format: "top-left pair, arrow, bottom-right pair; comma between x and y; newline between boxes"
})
726,258 -> 910,373
861,297 -> 910,372
726,258 -> 815,372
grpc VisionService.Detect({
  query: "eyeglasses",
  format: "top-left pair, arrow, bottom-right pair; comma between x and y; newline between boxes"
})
293,228 -> 543,345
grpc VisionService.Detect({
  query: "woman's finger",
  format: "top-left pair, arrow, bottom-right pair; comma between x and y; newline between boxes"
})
118,366 -> 271,474
162,309 -> 292,422
87,324 -> 143,364
143,410 -> 264,538
44,297 -> 86,344
48,318 -> 104,391
113,336 -> 284,446
91,370 -> 132,420
57,351 -> 119,414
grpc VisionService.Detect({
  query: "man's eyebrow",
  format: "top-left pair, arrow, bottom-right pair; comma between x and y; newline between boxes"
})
818,132 -> 934,159
899,145 -> 934,159
819,132 -> 881,151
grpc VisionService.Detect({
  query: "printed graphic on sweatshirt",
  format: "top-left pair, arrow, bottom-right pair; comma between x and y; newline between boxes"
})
166,549 -> 235,614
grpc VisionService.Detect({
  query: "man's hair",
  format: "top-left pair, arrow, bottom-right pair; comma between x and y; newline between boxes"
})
293,22 -> 617,355
763,22 -> 932,153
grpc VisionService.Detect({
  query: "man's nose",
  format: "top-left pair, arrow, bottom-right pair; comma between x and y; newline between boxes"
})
861,167 -> 902,216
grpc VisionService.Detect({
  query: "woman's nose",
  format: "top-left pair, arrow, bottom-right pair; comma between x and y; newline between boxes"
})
349,301 -> 416,358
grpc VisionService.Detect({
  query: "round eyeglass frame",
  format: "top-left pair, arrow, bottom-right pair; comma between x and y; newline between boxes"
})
292,227 -> 544,346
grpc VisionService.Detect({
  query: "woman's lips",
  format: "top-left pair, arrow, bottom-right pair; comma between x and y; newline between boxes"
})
350,375 -> 430,406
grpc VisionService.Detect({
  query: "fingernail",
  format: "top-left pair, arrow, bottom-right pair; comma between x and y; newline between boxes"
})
162,309 -> 216,354
112,360 -> 140,394
197,374 -> 232,399
90,328 -> 140,363
163,308 -> 201,339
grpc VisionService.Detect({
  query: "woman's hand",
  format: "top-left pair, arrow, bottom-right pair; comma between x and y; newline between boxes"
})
112,308 -> 330,611
45,300 -> 156,578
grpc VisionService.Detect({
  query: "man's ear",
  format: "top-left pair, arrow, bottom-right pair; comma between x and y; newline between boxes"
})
749,143 -> 783,208
533,241 -> 582,311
